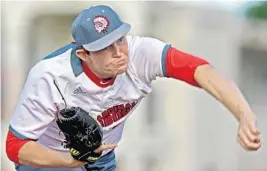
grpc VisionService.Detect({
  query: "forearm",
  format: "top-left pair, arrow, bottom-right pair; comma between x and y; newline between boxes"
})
18,141 -> 74,168
194,65 -> 254,121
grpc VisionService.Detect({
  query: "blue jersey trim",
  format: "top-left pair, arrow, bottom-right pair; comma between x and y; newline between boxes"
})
43,43 -> 76,60
161,44 -> 171,77
70,46 -> 83,77
42,43 -> 83,77
9,125 -> 30,140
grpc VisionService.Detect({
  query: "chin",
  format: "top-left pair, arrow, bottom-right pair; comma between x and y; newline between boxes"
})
116,69 -> 126,75
116,65 -> 128,75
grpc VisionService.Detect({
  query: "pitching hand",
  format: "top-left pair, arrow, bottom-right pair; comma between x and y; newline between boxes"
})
237,114 -> 261,151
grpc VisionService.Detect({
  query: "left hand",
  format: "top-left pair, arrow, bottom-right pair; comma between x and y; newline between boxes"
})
237,114 -> 262,151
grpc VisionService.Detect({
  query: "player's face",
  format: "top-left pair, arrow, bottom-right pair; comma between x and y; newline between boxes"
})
88,36 -> 129,78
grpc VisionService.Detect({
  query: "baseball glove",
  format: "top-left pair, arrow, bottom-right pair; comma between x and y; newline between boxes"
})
56,107 -> 103,163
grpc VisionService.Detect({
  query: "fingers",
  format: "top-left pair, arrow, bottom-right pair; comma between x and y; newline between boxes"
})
94,144 -> 117,153
237,115 -> 262,151
238,128 -> 261,151
237,136 -> 250,151
246,121 -> 261,143
243,125 -> 260,142
247,121 -> 261,135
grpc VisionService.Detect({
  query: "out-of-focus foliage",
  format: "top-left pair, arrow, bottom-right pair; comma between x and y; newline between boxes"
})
246,2 -> 267,20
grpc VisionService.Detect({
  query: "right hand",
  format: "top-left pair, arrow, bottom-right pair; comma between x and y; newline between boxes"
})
68,144 -> 117,168
237,114 -> 261,151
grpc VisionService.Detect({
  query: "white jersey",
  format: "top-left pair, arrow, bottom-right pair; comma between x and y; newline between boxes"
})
9,35 -> 170,156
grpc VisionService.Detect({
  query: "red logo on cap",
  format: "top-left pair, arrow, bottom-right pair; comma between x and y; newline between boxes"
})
94,15 -> 110,34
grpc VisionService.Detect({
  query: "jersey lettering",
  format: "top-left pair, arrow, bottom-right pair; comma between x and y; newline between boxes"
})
97,101 -> 137,127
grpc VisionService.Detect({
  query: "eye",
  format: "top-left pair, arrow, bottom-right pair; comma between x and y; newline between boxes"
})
101,47 -> 108,51
116,37 -> 125,45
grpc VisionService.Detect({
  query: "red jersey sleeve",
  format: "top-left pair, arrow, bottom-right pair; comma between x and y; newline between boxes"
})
6,130 -> 31,163
165,47 -> 209,87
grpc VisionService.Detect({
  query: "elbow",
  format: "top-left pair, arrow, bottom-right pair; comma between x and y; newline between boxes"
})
194,64 -> 213,87
195,65 -> 237,101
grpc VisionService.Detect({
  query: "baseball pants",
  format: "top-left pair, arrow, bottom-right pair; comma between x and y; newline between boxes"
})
15,150 -> 116,171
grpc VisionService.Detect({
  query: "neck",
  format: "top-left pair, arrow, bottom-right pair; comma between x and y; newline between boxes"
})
82,61 -> 115,88
85,61 -> 107,79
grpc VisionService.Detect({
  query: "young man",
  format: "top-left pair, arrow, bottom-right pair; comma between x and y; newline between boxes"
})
6,5 -> 261,171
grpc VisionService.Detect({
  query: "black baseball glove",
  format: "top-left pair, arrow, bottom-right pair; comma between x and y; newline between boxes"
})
56,107 -> 103,163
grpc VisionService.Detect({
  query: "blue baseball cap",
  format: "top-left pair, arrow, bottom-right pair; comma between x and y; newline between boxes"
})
71,5 -> 131,51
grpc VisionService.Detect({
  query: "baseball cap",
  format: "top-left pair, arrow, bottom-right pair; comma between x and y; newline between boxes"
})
71,5 -> 131,51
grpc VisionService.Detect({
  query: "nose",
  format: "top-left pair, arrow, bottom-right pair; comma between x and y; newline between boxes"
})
112,43 -> 122,58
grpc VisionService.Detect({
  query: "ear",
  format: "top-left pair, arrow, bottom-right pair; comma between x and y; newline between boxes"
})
76,48 -> 90,62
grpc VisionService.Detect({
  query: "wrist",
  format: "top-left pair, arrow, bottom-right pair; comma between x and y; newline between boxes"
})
60,153 -> 87,168
60,153 -> 75,167
239,112 -> 256,121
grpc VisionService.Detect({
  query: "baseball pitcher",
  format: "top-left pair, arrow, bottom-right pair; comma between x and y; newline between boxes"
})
6,5 -> 262,171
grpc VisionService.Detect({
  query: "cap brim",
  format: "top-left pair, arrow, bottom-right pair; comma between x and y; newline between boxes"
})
83,23 -> 131,52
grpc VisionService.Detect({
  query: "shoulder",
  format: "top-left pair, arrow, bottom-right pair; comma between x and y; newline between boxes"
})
29,43 -> 77,82
127,35 -> 169,60
127,35 -> 166,51
125,35 -> 170,84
